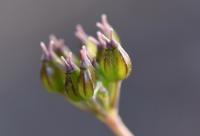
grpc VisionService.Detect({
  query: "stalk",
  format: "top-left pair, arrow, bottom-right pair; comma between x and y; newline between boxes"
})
102,110 -> 134,136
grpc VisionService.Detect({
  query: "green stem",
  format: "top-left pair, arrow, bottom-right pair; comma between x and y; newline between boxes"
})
109,81 -> 122,111
77,81 -> 133,136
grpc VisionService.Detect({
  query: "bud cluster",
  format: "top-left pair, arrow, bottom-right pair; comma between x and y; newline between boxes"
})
40,15 -> 132,112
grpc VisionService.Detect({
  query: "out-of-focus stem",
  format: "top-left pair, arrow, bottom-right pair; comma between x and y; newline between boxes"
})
103,111 -> 134,136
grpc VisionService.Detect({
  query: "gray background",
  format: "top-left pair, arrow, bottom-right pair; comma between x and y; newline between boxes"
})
0,0 -> 200,136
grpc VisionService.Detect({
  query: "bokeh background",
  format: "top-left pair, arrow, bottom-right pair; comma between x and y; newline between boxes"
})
0,0 -> 200,136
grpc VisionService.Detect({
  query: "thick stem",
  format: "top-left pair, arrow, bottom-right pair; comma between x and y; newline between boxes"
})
103,111 -> 134,136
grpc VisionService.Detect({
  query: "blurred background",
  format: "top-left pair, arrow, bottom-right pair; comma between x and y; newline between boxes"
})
0,0 -> 200,136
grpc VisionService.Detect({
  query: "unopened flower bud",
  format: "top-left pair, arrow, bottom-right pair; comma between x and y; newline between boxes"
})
96,14 -> 120,43
77,46 -> 96,100
49,35 -> 69,57
75,25 -> 98,58
49,35 -> 79,65
40,42 -> 65,93
61,55 -> 82,102
97,31 -> 132,81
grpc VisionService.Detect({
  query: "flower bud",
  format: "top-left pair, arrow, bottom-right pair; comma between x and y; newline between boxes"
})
97,32 -> 132,81
49,35 -> 67,56
77,46 -> 96,100
96,14 -> 120,43
61,55 -> 83,102
49,35 -> 79,65
75,25 -> 98,59
40,42 -> 65,93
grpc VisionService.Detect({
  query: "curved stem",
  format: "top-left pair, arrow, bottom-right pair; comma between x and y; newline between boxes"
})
103,111 -> 134,136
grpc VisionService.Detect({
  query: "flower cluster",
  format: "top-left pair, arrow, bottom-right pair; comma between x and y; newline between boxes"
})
40,14 -> 132,113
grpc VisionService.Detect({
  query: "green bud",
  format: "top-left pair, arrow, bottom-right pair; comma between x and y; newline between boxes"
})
40,42 -> 65,93
40,61 -> 65,93
97,32 -> 132,81
61,56 -> 83,102
75,25 -> 98,59
77,46 -> 96,100
85,37 -> 98,58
